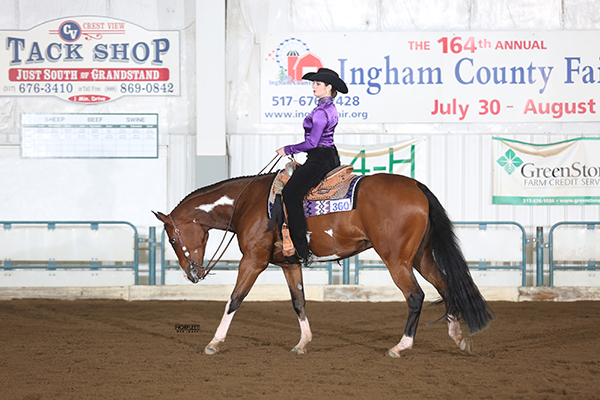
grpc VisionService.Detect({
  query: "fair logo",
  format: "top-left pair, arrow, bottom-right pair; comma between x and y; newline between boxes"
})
265,38 -> 323,83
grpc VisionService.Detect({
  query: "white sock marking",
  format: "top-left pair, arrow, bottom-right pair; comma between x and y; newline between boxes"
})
298,317 -> 312,344
213,299 -> 236,342
196,195 -> 234,213
398,335 -> 413,350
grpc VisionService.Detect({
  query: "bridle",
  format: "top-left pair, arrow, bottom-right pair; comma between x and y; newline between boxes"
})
168,214 -> 210,280
167,154 -> 282,281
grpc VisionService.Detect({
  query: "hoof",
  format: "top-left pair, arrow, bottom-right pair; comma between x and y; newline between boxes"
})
204,344 -> 219,355
459,338 -> 473,354
387,349 -> 401,358
291,347 -> 306,355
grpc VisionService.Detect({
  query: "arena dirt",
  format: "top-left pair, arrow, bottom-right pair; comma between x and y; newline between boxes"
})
1,299 -> 599,399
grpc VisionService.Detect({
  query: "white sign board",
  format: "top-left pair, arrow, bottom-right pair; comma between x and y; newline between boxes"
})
21,113 -> 158,158
1,17 -> 179,103
492,137 -> 600,205
261,32 -> 600,123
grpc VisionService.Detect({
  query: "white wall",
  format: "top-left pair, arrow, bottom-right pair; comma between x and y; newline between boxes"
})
0,0 -> 198,228
1,0 -> 599,286
225,0 -> 600,232
2,0 -> 599,228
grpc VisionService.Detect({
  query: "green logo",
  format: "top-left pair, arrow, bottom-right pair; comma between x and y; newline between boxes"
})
497,149 -> 523,175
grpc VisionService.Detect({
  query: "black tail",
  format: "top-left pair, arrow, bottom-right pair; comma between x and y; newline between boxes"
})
416,182 -> 494,335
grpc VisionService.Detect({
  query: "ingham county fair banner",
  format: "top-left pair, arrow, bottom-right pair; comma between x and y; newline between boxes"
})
493,138 -> 600,205
261,32 -> 600,123
0,17 -> 179,103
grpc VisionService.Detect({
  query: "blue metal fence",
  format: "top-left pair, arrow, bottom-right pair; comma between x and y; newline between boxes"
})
548,221 -> 600,287
159,229 -> 333,285
0,221 -> 140,284
353,221 -> 528,287
4,220 -> 599,288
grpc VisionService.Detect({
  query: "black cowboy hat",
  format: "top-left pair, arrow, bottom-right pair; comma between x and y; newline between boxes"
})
302,68 -> 348,94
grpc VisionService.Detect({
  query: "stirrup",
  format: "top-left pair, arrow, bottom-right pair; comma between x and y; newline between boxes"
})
303,252 -> 316,268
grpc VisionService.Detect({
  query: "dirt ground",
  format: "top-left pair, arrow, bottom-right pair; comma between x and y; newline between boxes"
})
1,299 -> 600,400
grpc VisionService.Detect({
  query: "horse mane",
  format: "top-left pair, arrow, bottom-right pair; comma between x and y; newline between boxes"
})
175,173 -> 276,209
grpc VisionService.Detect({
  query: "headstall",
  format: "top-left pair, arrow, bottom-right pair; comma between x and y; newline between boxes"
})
168,215 -> 211,280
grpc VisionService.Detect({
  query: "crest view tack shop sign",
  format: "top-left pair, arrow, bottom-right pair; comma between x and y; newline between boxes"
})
1,17 -> 179,103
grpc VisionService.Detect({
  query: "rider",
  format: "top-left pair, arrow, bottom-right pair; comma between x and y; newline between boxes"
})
276,67 -> 348,265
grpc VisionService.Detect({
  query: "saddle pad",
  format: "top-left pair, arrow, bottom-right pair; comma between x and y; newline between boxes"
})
268,169 -> 364,219
303,175 -> 364,217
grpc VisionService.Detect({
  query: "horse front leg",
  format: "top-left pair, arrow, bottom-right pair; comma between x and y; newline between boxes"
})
205,261 -> 265,355
205,299 -> 236,355
282,263 -> 312,354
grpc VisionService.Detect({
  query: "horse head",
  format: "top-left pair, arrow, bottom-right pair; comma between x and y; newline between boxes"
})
153,210 -> 209,283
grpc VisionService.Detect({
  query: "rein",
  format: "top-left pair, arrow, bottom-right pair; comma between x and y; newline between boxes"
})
170,154 -> 282,281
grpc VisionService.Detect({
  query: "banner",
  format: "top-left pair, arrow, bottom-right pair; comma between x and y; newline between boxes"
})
1,17 -> 179,103
492,137 -> 600,205
337,138 -> 423,178
260,32 -> 600,123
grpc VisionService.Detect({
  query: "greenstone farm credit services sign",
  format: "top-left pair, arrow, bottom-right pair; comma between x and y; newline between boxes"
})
493,137 -> 600,205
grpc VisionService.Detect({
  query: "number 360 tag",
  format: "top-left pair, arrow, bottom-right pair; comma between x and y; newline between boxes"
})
330,199 -> 352,213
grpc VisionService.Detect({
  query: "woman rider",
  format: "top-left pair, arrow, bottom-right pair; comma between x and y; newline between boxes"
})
276,68 -> 348,265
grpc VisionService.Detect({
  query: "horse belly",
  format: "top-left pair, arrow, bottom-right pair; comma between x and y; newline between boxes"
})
306,211 -> 369,259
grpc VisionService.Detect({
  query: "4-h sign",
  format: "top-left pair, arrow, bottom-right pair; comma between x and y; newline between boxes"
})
492,137 -> 600,205
337,138 -> 423,179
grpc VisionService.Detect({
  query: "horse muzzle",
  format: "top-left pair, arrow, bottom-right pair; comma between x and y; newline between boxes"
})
186,260 -> 205,284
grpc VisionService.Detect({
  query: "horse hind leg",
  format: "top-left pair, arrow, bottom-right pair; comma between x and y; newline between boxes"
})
448,315 -> 472,353
386,263 -> 425,358
282,264 -> 312,354
415,249 -> 473,354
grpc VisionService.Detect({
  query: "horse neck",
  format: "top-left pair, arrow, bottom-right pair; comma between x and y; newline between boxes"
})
175,176 -> 260,231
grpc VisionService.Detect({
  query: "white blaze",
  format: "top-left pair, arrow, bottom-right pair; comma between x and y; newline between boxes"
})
196,195 -> 235,213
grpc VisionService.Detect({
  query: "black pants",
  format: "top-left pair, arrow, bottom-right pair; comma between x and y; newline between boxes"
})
282,146 -> 340,259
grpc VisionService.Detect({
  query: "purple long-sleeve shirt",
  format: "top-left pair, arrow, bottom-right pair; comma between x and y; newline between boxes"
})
284,97 -> 338,155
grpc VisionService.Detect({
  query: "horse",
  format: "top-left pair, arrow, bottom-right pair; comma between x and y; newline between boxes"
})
153,171 -> 494,357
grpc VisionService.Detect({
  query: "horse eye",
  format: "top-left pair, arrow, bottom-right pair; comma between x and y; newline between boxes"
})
170,238 -> 177,244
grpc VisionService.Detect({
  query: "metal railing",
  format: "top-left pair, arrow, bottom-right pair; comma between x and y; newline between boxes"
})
4,220 -> 598,288
159,229 -> 333,285
353,221 -> 528,286
0,221 -> 140,284
548,221 -> 600,287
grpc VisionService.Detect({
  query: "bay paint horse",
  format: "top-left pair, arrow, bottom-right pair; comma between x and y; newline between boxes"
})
154,172 -> 494,357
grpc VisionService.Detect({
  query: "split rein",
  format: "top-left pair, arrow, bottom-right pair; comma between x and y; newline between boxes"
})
170,154 -> 283,281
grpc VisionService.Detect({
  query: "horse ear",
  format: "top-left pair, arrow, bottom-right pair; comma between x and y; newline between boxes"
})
153,211 -> 169,223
